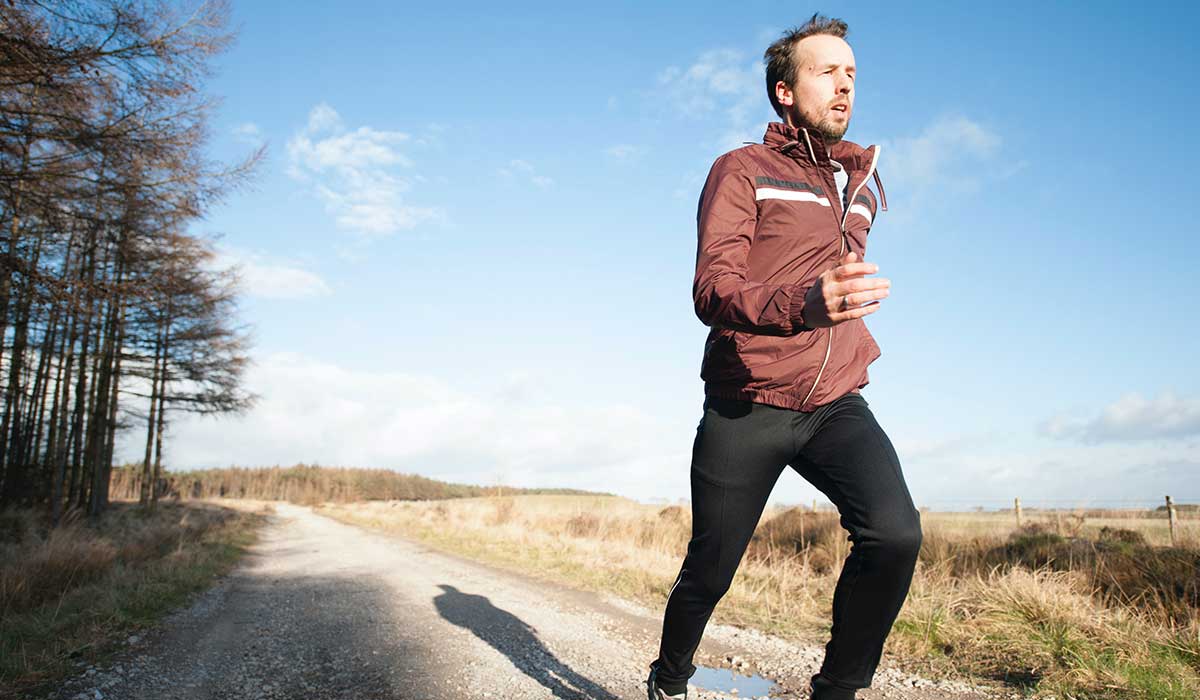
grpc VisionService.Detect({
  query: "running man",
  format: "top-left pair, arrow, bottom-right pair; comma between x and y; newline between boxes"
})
646,14 -> 922,700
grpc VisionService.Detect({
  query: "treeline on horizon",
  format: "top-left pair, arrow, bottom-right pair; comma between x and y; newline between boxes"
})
107,463 -> 612,505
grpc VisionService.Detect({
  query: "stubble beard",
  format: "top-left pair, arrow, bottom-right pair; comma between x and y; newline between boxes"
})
789,103 -> 848,144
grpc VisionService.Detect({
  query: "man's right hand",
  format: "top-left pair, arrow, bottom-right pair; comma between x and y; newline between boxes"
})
801,251 -> 890,328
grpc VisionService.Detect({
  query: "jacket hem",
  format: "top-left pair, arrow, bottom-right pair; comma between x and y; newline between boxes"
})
704,385 -> 816,413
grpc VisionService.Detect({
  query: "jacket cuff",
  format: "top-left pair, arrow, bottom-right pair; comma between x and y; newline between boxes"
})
789,287 -> 810,332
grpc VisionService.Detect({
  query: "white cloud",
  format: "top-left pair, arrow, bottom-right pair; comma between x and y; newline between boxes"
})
1040,391 -> 1200,444
412,122 -> 447,148
115,353 -> 692,500
658,49 -> 756,107
108,348 -> 1200,508
208,246 -> 332,300
232,122 -> 263,144
657,49 -> 770,151
497,158 -> 554,188
879,116 -> 1017,199
286,103 -> 442,238
888,428 -> 1200,509
605,144 -> 640,161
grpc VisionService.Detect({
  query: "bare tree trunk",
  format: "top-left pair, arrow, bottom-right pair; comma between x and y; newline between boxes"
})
68,235 -> 99,512
48,309 -> 73,526
0,229 -> 39,504
29,307 -> 58,464
87,279 -> 118,517
0,128 -> 34,384
30,264 -> 69,486
139,320 -> 163,507
1,1 -> 258,514
149,309 -> 171,512
88,245 -> 124,515
52,289 -> 80,526
10,230 -> 49,479
102,290 -> 125,500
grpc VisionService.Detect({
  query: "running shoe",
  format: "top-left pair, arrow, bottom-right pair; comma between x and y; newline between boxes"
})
645,664 -> 687,700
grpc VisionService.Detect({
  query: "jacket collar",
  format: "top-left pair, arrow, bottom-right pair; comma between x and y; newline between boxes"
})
762,121 -> 872,172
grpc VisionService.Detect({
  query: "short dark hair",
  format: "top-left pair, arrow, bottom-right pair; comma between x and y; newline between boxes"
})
763,14 -> 850,118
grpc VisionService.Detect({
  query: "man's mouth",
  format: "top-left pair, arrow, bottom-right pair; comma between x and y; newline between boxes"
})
830,103 -> 849,114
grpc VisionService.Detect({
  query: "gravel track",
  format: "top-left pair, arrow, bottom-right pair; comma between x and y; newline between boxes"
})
49,502 -> 1022,700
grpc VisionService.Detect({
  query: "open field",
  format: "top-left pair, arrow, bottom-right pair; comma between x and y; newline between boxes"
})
317,494 -> 1200,700
916,509 -> 1197,549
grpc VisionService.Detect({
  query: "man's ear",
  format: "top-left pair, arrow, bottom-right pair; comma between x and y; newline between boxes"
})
774,80 -> 794,107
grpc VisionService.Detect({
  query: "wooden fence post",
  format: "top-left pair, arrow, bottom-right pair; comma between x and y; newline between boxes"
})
1166,495 -> 1177,547
1015,497 -> 1022,528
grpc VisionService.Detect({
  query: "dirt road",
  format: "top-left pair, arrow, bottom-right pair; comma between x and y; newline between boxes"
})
51,503 -> 1018,700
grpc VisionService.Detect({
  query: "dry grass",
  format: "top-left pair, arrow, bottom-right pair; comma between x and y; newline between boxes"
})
920,509 -> 1199,549
0,499 -> 271,696
318,495 -> 1200,700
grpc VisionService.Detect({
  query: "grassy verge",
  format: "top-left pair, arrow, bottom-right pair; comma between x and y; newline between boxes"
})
0,499 -> 271,698
316,496 -> 1200,700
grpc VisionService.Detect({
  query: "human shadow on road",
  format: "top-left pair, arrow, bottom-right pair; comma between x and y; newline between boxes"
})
433,584 -> 620,700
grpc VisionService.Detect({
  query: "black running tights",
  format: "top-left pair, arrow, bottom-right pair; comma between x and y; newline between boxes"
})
651,392 -> 922,697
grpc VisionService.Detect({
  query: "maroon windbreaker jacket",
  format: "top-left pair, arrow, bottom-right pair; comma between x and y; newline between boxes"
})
694,121 -> 888,412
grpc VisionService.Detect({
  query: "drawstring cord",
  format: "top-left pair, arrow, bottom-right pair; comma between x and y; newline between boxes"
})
801,129 -> 817,164
778,131 -> 818,165
772,128 -> 889,213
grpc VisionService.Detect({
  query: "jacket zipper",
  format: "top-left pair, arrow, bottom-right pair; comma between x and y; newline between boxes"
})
800,143 -> 881,409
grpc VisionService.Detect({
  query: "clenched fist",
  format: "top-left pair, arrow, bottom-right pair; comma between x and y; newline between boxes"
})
802,251 -> 890,328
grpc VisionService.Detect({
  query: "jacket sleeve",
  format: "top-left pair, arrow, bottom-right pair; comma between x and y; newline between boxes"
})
692,154 -> 812,335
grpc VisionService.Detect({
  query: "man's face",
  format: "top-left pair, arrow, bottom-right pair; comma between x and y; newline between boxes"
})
775,34 -> 856,143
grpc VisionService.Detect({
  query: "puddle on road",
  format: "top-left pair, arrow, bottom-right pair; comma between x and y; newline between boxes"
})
690,665 -> 780,698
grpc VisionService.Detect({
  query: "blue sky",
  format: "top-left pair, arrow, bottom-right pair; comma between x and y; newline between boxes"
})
116,0 -> 1200,509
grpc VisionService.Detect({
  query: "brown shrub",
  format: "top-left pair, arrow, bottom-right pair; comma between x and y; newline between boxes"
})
922,521 -> 1200,624
1,502 -> 250,616
917,528 -> 1004,579
486,497 -> 515,526
1001,525 -> 1087,569
117,527 -> 176,565
657,506 -> 690,525
746,508 -> 844,571
0,526 -> 117,611
1097,526 -> 1148,547
1090,540 -> 1200,622
565,512 -> 601,538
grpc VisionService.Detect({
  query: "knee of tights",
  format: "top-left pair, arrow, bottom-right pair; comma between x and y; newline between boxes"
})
692,573 -> 734,603
882,522 -> 923,559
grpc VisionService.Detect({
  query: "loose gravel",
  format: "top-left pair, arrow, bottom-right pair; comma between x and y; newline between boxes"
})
48,503 -> 1025,700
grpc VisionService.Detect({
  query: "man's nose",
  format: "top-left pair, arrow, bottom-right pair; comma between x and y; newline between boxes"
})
836,75 -> 852,94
